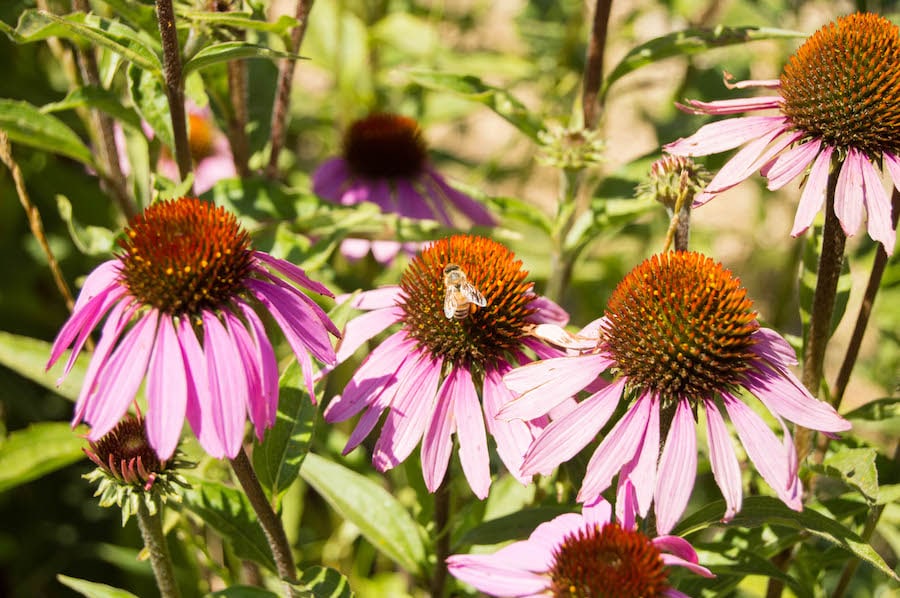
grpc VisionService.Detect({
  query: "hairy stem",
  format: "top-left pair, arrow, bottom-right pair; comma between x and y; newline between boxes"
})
230,447 -> 298,593
0,133 -> 76,311
136,501 -> 182,598
429,477 -> 451,598
582,0 -> 613,128
266,0 -> 315,178
227,59 -> 251,177
155,0 -> 192,187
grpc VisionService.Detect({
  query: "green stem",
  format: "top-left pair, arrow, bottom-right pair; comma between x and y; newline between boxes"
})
429,477 -> 451,598
230,447 -> 299,594
136,501 -> 181,598
155,0 -> 192,187
544,169 -> 581,303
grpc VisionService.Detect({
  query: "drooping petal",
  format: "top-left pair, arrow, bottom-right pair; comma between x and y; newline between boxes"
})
145,313 -> 187,459
178,317 -> 224,458
255,269 -> 340,338
447,554 -> 548,596
370,240 -> 404,264
859,154 -> 896,254
237,300 -> 279,428
884,152 -> 900,192
525,295 -> 569,326
453,368 -> 491,499
791,144 -> 834,236
428,170 -> 496,226
223,310 -> 265,439
654,399 -> 697,535
253,251 -> 335,298
312,157 -> 351,202
618,394 -> 660,518
654,537 -> 714,578
421,368 -> 458,492
334,305 -> 404,363
203,311 -> 248,459
483,365 -> 540,484
762,138 -> 821,190
665,115 -> 787,156
703,398 -> 742,522
752,327 -> 798,367
521,378 -> 627,477
394,179 -> 438,220
337,286 -> 404,310
834,148 -> 866,237
743,368 -> 850,432
581,495 -> 614,528
339,238 -> 373,262
675,96 -> 782,115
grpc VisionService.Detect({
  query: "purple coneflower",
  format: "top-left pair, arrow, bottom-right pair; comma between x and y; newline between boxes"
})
447,493 -> 713,597
323,235 -> 570,498
157,102 -> 236,194
665,13 -> 899,255
502,252 -> 850,533
48,197 -> 339,460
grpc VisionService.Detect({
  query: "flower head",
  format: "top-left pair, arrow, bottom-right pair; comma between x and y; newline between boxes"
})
637,155 -> 711,210
312,113 -> 496,233
447,495 -> 713,597
48,197 -> 339,460
665,13 -> 900,255
323,235 -> 570,498
503,252 -> 850,533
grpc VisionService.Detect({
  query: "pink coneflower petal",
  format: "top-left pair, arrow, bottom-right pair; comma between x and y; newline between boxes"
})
703,398 -> 742,522
429,172 -> 496,226
762,137 -> 821,190
654,399 -> 697,535
365,178 -> 394,212
723,391 -> 801,510
50,283 -> 126,381
577,391 -> 654,502
699,129 -> 802,201
194,154 -> 236,194
500,353 -> 613,421
617,394 -> 660,518
521,377 -> 626,477
145,313 -> 187,459
370,240 -> 404,264
834,147 -> 866,237
339,238 -> 372,262
483,365 -> 543,484
421,368 -> 458,493
743,368 -> 850,432
526,296 -> 569,326
253,251 -> 335,298
224,310 -> 264,439
203,311 -> 248,459
675,96 -> 783,115
753,327 -> 798,366
859,154 -> 896,254
447,553 -> 548,595
87,309 -> 158,440
312,157 -> 350,201
885,152 -> 900,191
665,115 -> 787,156
177,316 -> 221,457
454,368 -> 491,498
655,538 -> 714,578
790,144 -> 835,236
334,305 -> 404,363
237,300 -> 279,428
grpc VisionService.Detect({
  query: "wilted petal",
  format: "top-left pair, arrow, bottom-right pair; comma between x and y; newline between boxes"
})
675,96 -> 782,115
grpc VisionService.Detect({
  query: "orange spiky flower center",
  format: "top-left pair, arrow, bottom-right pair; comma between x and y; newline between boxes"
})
548,523 -> 670,598
188,111 -> 216,162
343,113 -> 428,179
602,251 -> 759,402
399,235 -> 536,368
780,12 -> 900,157
118,197 -> 253,316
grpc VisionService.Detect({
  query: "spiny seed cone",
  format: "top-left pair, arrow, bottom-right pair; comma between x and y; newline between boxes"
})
548,523 -> 669,598
602,251 -> 759,401
118,197 -> 253,316
399,235 -> 536,368
343,113 -> 428,179
85,415 -> 166,488
780,13 -> 900,157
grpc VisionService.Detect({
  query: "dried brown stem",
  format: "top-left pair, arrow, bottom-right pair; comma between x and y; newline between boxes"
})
156,0 -> 193,188
582,0 -> 613,129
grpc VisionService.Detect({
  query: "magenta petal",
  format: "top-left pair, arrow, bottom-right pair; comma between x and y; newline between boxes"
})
224,310 -> 266,439
675,96 -> 782,115
453,368 -> 491,499
703,398 -> 742,522
743,369 -> 850,432
178,317 -> 224,458
701,129 -> 801,197
421,368 -> 459,493
753,327 -> 798,367
428,170 -> 496,226
335,305 -> 404,363
394,179 -> 436,220
49,283 -> 126,379
86,310 -> 158,440
791,144 -> 834,236
312,157 -> 351,202
763,138 -> 821,190
522,378 -> 626,477
525,295 -> 569,326
238,301 -> 279,429
664,115 -> 787,156
654,399 -> 697,535
834,148 -> 866,236
618,394 -> 660,518
146,313 -> 187,459
447,554 -> 548,595
253,251 -> 334,298
74,300 -> 133,425
859,155 -> 896,254
483,365 -> 539,484
203,311 -> 248,459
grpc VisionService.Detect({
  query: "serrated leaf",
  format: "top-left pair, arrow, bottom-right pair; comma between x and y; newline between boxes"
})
252,361 -> 318,505
820,447 -> 879,502
300,453 -> 427,576
0,422 -> 86,493
57,575 -> 140,598
0,99 -> 94,165
182,480 -> 277,572
405,70 -> 543,140
14,10 -> 160,73
600,26 -> 805,100
129,64 -> 174,150
207,587 -> 280,598
295,566 -> 354,598
183,42 -> 303,76
0,331 -> 85,402
42,86 -> 143,132
676,496 -> 899,582
457,506 -> 572,547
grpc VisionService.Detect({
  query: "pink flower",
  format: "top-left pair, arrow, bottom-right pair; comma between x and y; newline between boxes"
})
665,13 -> 900,255
323,235 -> 570,498
502,252 -> 850,533
48,198 -> 339,460
447,493 -> 713,597
156,102 -> 236,194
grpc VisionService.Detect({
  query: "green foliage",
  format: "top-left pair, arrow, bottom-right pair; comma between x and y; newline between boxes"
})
0,421 -> 86,493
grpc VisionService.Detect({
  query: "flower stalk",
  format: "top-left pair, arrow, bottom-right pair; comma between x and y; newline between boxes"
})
136,500 -> 182,598
155,0 -> 192,186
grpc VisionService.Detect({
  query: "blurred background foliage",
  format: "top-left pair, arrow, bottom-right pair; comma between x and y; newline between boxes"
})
0,0 -> 898,596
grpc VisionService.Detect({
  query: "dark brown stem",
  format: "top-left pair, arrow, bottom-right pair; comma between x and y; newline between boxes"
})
227,60 -> 251,177
429,477 -> 451,598
266,0 -> 315,178
831,188 -> 899,409
0,133 -> 76,312
155,0 -> 192,187
136,501 -> 182,598
581,0 -> 613,129
229,447 -> 299,593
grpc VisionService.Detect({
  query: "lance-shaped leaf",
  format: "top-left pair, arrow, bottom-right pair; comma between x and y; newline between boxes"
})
180,11 -> 300,35
42,86 -> 143,133
183,42 -> 304,76
57,575 -> 140,598
0,99 -> 94,165
0,423 -> 86,494
0,331 -> 86,402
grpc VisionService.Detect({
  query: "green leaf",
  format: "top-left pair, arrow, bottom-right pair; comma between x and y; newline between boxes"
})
818,447 -> 879,502
0,331 -> 85,402
843,397 -> 899,422
295,566 -> 355,598
676,496 -> 899,583
183,42 -> 304,76
181,11 -> 299,35
42,86 -> 143,132
14,10 -> 160,73
252,361 -> 318,506
0,422 -> 86,494
457,506 -> 573,547
129,64 -> 174,150
0,99 -> 94,165
93,0 -> 158,33
405,70 -> 543,140
485,195 -> 551,234
300,453 -> 427,576
57,575 -> 140,598
57,195 -> 117,256
181,480 -> 277,572
207,587 -> 280,598
600,26 -> 805,100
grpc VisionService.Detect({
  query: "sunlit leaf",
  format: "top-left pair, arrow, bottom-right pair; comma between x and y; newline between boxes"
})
183,42 -> 304,76
129,65 -> 174,150
0,99 -> 94,165
295,566 -> 355,598
42,86 -> 143,132
181,11 -> 299,35
57,575 -> 139,598
0,331 -> 85,402
0,423 -> 86,494
816,447 -> 879,502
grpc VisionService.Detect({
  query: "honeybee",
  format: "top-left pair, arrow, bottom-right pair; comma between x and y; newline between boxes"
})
442,263 -> 487,320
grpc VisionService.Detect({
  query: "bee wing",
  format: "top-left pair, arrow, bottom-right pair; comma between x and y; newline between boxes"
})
444,291 -> 460,319
460,282 -> 487,307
